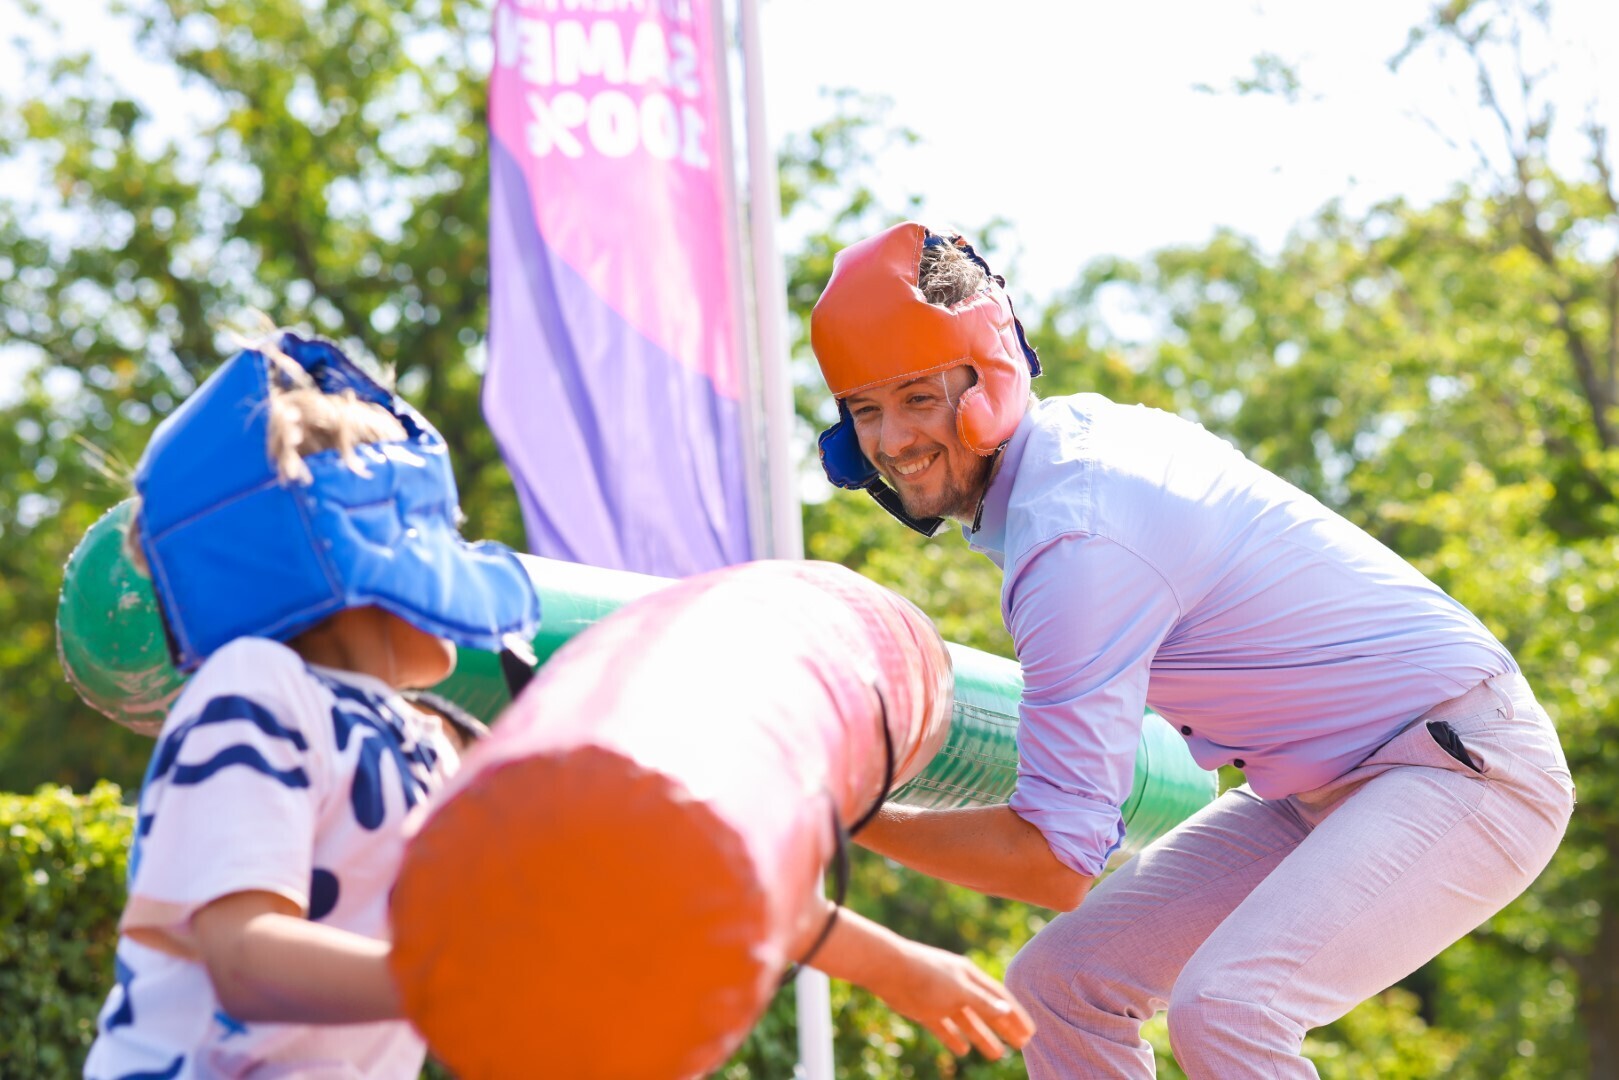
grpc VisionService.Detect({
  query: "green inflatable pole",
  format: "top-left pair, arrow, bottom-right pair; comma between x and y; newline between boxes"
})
57,502 -> 1218,861
430,558 -> 1216,863
56,500 -> 181,737
913,644 -> 1216,864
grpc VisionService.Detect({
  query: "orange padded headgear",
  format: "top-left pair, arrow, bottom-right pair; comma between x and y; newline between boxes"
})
810,222 -> 1040,534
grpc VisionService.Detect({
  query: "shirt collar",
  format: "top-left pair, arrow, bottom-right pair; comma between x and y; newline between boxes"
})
964,406 -> 1035,567
308,662 -> 403,703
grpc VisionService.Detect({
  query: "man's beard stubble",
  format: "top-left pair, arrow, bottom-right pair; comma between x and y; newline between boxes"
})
895,451 -> 995,524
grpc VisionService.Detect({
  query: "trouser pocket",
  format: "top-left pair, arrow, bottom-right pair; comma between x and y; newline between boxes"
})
1427,720 -> 1482,774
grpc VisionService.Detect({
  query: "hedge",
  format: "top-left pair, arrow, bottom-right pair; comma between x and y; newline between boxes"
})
0,782 -> 801,1079
0,784 -> 469,1080
1,783 -> 132,1078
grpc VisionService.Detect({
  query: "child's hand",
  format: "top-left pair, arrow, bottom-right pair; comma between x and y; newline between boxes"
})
861,937 -> 1035,1059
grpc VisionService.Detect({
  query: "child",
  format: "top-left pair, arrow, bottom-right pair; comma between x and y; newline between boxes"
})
84,330 -> 540,1079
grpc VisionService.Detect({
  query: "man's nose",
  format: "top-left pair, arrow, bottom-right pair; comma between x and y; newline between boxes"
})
876,412 -> 922,460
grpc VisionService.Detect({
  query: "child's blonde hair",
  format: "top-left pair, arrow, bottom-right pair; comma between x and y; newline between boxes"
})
124,324 -> 407,574
258,335 -> 407,484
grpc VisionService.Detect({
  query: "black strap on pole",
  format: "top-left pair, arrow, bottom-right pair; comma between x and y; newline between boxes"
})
779,684 -> 898,986
848,685 -> 896,836
778,797 -> 852,989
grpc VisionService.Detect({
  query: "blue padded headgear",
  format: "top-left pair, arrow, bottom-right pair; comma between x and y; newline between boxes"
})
134,332 -> 540,672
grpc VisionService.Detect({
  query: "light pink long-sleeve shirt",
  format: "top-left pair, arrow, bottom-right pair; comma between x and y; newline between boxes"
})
969,395 -> 1514,877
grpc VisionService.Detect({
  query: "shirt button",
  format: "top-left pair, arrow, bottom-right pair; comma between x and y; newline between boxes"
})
1233,759 -> 1246,769
1180,725 -> 1192,736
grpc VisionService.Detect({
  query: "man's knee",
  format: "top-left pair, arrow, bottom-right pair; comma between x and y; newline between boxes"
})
1009,918 -> 1160,1022
1007,921 -> 1108,1019
1005,930 -> 1057,1012
1166,979 -> 1303,1069
1164,986 -> 1222,1065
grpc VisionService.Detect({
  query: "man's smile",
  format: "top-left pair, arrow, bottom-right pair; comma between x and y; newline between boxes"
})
891,452 -> 939,479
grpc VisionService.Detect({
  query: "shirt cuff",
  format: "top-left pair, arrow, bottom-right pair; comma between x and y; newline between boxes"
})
1010,774 -> 1126,878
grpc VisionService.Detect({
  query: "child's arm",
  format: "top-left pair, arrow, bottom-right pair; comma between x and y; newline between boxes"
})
803,904 -> 1034,1059
188,890 -> 403,1024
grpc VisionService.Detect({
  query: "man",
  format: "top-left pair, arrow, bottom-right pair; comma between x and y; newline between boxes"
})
810,221 -> 1575,1077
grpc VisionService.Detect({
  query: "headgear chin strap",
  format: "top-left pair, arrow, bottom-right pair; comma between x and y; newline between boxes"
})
134,332 -> 541,672
810,222 -> 1040,535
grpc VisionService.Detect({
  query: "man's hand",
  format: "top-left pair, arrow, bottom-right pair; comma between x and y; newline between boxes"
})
803,905 -> 1034,1059
861,935 -> 1035,1058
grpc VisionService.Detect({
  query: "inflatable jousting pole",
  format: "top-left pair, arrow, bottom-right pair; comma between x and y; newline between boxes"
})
56,500 -> 184,737
431,552 -> 1217,866
58,500 -> 1216,863
53,501 -> 1217,867
391,560 -> 954,1077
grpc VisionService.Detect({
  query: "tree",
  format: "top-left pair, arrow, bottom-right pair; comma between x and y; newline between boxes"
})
1047,5 -> 1614,1071
0,0 -> 519,790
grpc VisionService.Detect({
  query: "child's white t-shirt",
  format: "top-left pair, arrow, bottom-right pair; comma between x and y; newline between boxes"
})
84,637 -> 458,1080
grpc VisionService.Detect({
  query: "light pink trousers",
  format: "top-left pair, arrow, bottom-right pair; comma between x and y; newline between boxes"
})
1006,674 -> 1575,1078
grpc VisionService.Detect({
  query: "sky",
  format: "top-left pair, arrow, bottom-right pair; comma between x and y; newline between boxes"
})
1,0 -> 1616,395
757,0 -> 1619,302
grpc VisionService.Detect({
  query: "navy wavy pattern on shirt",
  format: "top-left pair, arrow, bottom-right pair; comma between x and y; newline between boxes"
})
309,867 -> 341,921
148,695 -> 310,790
130,695 -> 311,881
171,744 -> 309,788
105,956 -> 136,1030
95,1055 -> 184,1080
214,1009 -> 249,1039
316,675 -> 439,831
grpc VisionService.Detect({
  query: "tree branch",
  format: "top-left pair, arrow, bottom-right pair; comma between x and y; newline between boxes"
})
1587,120 -> 1619,397
1455,20 -> 1618,448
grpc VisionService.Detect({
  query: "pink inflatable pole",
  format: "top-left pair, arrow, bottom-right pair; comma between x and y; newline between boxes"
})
389,560 -> 954,1079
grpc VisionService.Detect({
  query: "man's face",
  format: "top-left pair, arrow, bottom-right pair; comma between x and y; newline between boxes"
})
845,366 -> 994,523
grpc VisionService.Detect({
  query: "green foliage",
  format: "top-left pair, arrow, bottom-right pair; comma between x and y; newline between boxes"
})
0,0 -> 522,791
0,378 -> 153,791
1306,989 -> 1466,1078
804,494 -> 1010,659
0,780 -> 469,1080
0,783 -> 132,1077
1192,51 -> 1307,103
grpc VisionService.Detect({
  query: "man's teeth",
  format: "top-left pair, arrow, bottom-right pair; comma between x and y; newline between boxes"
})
895,455 -> 934,476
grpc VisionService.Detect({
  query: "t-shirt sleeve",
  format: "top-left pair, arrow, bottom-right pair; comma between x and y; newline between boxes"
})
120,640 -> 330,952
1005,532 -> 1182,878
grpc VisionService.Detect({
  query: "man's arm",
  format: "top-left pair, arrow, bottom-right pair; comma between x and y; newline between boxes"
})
805,903 -> 1035,1059
855,802 -> 1093,911
871,532 -> 1176,906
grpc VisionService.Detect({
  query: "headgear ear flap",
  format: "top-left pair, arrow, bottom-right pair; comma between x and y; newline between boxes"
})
809,222 -> 1040,534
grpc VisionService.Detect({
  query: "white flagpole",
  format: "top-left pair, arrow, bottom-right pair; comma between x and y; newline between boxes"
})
709,0 -> 769,574
733,0 -> 828,1076
737,0 -> 803,566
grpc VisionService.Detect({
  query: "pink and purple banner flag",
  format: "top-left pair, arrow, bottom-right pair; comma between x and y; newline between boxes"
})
485,0 -> 752,577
